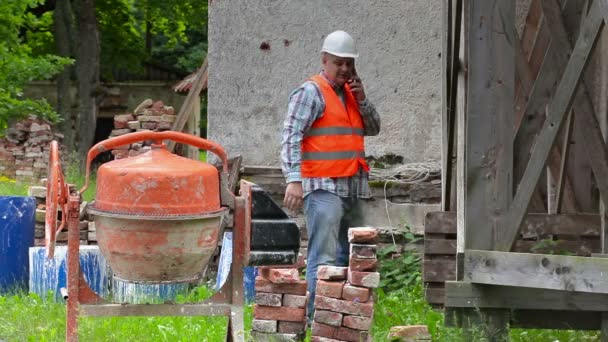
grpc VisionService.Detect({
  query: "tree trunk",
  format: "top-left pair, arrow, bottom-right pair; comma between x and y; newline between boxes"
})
53,0 -> 77,155
74,0 -> 100,167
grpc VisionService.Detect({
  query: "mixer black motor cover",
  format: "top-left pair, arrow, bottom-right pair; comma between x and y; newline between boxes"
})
248,184 -> 300,266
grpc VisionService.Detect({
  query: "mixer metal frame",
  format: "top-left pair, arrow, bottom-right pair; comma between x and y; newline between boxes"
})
62,180 -> 253,342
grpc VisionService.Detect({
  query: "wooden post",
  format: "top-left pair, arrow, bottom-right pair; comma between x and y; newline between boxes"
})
461,0 -> 514,338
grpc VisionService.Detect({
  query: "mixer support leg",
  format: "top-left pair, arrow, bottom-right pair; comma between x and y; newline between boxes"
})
227,305 -> 245,341
66,194 -> 81,342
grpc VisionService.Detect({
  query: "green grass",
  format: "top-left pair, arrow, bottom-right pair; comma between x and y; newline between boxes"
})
0,287 -> 252,342
0,177 -> 28,196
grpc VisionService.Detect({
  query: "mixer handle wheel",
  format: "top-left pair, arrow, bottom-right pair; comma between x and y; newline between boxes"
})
81,131 -> 229,193
45,141 -> 69,259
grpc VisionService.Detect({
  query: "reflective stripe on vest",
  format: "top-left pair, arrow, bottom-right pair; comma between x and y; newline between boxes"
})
305,126 -> 365,137
302,150 -> 365,161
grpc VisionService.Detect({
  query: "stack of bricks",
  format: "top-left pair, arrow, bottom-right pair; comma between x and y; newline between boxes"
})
0,115 -> 64,182
252,267 -> 308,341
109,99 -> 175,159
29,185 -> 96,247
311,227 -> 380,342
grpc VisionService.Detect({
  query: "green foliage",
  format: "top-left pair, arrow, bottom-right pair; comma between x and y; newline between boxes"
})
0,177 -> 28,196
0,0 -> 72,129
378,232 -> 422,292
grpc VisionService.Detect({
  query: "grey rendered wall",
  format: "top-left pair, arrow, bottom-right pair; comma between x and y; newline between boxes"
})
208,0 -> 443,165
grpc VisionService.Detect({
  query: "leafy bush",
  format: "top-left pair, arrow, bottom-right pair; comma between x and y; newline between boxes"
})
377,232 -> 422,293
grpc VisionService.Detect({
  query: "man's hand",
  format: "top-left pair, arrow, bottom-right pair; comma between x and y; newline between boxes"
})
348,76 -> 366,102
283,182 -> 304,213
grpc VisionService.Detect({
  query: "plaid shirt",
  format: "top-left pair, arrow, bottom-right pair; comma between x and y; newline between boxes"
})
281,72 -> 381,198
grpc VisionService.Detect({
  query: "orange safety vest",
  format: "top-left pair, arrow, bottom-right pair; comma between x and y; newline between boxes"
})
301,75 -> 370,178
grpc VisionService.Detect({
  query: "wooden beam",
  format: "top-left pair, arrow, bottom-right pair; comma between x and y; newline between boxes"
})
426,211 -> 600,236
465,0 -> 514,251
464,249 -> 608,293
441,0 -> 453,212
495,2 -> 604,251
447,308 -> 603,330
167,58 -> 208,152
446,281 -> 608,311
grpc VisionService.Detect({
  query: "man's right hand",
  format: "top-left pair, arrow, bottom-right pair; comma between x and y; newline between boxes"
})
283,182 -> 304,213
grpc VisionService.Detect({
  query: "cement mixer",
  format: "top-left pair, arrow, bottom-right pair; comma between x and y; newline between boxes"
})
45,131 -> 300,341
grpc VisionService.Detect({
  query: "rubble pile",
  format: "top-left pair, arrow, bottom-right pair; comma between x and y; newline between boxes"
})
109,99 -> 176,159
0,115 -> 64,182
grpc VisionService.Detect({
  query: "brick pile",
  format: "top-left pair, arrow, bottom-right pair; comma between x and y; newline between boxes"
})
109,99 -> 176,159
311,227 -> 380,342
252,267 -> 308,341
29,185 -> 96,247
0,115 -> 64,182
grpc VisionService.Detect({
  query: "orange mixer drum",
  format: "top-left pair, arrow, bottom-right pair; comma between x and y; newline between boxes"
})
87,132 -> 229,283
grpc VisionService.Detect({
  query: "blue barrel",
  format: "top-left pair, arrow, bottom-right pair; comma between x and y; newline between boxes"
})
29,246 -> 111,301
0,196 -> 35,292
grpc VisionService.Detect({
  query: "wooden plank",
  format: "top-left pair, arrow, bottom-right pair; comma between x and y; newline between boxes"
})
441,0 -> 453,212
512,310 -> 600,330
543,0 -> 608,214
464,249 -> 608,293
167,58 -> 208,152
465,0 -> 514,251
422,258 -> 456,282
446,281 -> 608,311
426,211 -> 600,236
427,238 -> 599,256
495,2 -> 605,251
424,285 -> 445,305
425,239 -> 457,255
446,308 -> 603,330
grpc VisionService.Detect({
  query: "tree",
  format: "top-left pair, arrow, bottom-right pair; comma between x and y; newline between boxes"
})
0,0 -> 71,131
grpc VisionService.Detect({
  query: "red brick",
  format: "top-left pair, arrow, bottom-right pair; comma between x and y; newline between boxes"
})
348,227 -> 379,243
259,268 -> 300,283
314,309 -> 343,326
348,270 -> 380,288
255,276 -> 307,295
253,305 -> 305,322
278,320 -> 306,334
283,294 -> 307,308
350,244 -> 377,259
255,292 -> 282,306
388,325 -> 431,340
311,321 -> 338,339
311,322 -> 362,342
316,280 -> 344,299
314,295 -> 374,317
335,325 -> 364,342
317,266 -> 347,280
343,315 -> 373,330
349,257 -> 378,272
114,114 -> 135,129
342,284 -> 371,303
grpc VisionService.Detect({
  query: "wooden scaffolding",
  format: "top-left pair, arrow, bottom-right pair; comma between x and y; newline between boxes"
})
426,0 -> 608,339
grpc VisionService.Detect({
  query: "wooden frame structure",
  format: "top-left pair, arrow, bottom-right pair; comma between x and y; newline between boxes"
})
429,0 -> 608,339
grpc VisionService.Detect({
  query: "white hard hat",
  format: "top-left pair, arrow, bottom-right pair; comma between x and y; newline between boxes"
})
321,30 -> 359,58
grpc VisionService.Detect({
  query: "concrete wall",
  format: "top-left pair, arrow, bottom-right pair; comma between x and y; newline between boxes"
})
208,0 -> 443,166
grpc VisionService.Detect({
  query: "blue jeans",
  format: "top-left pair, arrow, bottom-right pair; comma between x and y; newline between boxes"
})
304,190 -> 362,319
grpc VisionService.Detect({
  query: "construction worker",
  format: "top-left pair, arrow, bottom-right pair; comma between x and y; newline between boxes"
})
281,30 -> 381,321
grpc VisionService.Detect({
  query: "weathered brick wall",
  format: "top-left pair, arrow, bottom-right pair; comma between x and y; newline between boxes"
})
0,115 -> 65,182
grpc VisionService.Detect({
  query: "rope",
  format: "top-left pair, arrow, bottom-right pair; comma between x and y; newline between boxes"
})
368,161 -> 441,246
